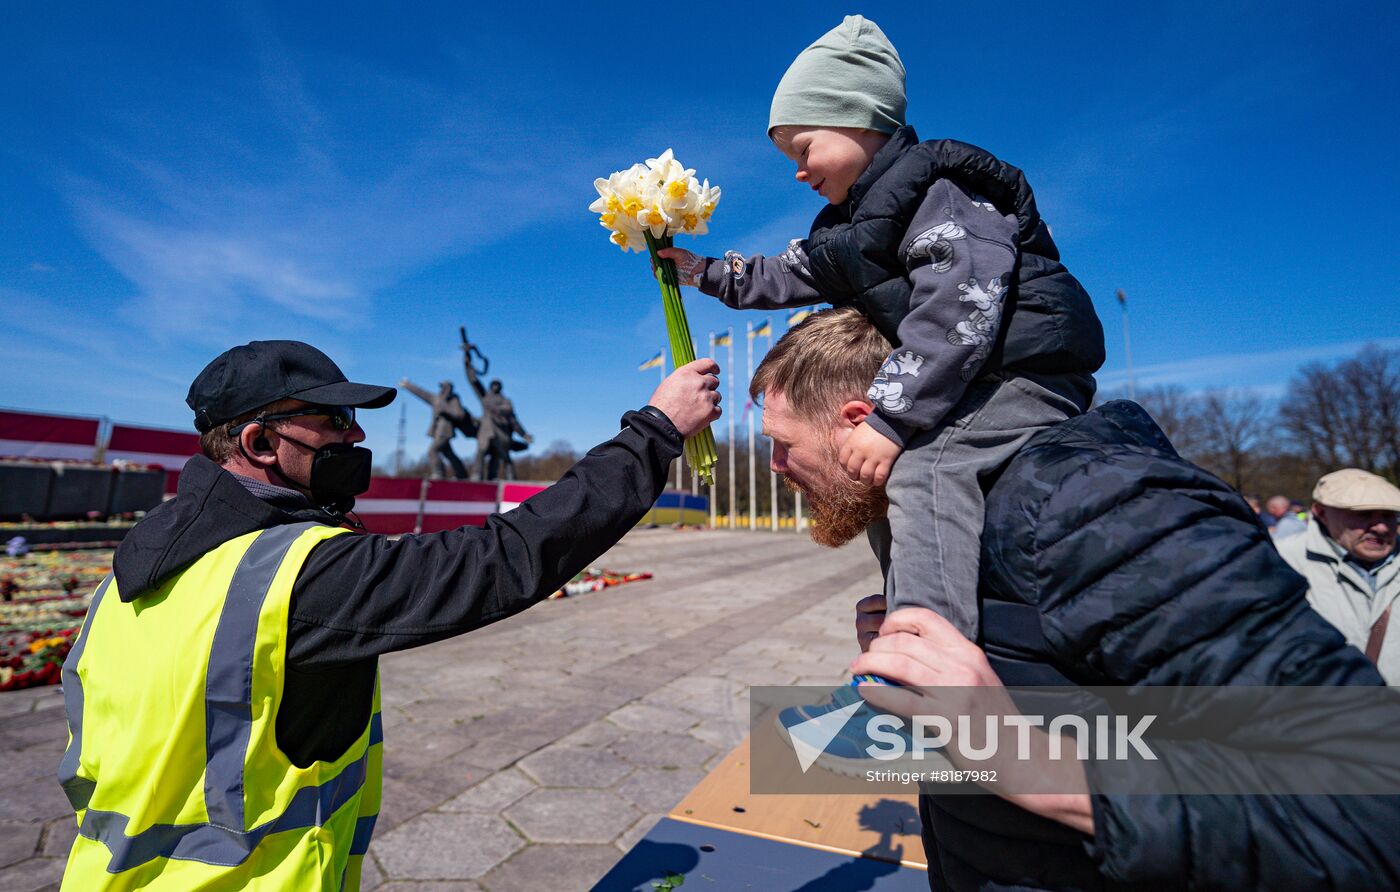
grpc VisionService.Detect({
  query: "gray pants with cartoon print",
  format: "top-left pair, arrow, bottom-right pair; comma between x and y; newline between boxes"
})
873,370 -> 1095,640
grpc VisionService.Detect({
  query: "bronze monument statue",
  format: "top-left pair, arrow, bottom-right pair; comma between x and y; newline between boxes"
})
397,377 -> 476,480
460,328 -> 532,480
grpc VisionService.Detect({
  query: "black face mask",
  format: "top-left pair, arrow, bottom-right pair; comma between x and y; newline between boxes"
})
273,433 -> 373,512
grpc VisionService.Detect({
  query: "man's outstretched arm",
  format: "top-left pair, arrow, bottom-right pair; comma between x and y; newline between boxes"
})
462,349 -> 487,400
399,379 -> 436,405
286,359 -> 722,667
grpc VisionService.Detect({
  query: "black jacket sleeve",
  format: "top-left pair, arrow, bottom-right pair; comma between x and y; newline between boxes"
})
984,405 -> 1400,889
285,408 -> 682,668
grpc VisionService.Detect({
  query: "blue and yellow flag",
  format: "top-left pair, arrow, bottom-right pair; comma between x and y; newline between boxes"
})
711,330 -> 732,347
750,319 -> 773,339
638,351 -> 664,371
786,308 -> 812,328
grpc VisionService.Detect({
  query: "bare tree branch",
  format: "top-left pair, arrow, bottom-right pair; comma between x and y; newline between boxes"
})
1281,345 -> 1400,484
1197,389 -> 1269,490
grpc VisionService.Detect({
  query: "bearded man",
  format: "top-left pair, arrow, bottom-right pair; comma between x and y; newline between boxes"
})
752,308 -> 1400,891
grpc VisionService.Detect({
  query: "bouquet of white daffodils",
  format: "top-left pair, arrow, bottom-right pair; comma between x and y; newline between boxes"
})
590,149 -> 720,484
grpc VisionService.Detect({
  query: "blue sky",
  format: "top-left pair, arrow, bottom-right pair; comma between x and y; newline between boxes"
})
3,1 -> 1397,461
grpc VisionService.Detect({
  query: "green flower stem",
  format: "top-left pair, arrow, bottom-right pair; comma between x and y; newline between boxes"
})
645,232 -> 717,486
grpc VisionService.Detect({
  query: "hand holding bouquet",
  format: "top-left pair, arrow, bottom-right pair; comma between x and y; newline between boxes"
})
590,150 -> 721,484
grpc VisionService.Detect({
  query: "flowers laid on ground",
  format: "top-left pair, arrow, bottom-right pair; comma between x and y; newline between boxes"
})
0,548 -> 108,691
590,150 -> 720,484
1,628 -> 76,691
548,567 -> 653,600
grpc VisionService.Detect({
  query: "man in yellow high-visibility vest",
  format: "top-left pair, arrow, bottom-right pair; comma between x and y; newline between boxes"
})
58,339 -> 721,890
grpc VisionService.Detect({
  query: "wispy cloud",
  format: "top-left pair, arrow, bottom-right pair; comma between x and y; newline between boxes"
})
0,286 -> 197,415
1098,337 -> 1400,392
76,203 -> 364,341
1027,43 -> 1337,239
55,12 -> 629,348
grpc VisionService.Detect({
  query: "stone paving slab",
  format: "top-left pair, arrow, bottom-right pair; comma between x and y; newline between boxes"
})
0,822 -> 43,870
374,813 -> 525,880
440,769 -> 537,814
518,745 -> 632,788
479,843 -> 622,892
504,789 -> 640,845
0,855 -> 66,892
614,768 -> 707,814
0,529 -> 877,888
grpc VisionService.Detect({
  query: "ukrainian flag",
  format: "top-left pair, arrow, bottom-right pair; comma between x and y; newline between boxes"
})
638,351 -> 664,371
711,330 -> 732,347
786,308 -> 812,327
751,319 -> 773,339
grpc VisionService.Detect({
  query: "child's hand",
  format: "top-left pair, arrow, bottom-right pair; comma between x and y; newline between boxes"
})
839,422 -> 902,487
655,247 -> 706,287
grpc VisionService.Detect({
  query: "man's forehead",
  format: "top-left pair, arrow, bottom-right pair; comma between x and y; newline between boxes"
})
760,390 -> 812,441
759,391 -> 786,432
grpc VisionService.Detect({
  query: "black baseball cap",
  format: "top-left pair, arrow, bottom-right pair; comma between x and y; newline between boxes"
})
187,340 -> 397,433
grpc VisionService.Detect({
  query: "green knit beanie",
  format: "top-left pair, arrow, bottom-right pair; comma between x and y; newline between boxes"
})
769,15 -> 906,136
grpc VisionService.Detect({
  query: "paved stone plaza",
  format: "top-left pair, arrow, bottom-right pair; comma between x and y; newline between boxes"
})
0,528 -> 880,890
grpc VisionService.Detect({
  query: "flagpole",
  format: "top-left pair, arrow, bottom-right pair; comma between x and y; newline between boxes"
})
637,350 -> 666,526
727,331 -> 736,533
786,311 -> 805,534
746,321 -> 756,532
393,400 -> 406,476
766,321 -> 777,532
708,332 -> 717,530
1116,289 -> 1136,401
650,354 -> 661,526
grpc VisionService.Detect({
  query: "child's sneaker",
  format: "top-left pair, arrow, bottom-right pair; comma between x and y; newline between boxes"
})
775,675 -> 946,777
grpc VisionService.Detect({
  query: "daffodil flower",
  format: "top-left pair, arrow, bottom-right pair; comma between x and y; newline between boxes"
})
590,149 -> 720,251
588,150 -> 722,481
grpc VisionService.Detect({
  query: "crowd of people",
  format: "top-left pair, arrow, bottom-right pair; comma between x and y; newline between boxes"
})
1246,492 -> 1308,538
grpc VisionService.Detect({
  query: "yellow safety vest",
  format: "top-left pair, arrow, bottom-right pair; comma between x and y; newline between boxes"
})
58,523 -> 383,890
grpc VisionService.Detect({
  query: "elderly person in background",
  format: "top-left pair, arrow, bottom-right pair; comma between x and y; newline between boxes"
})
1277,469 -> 1400,679
1265,493 -> 1307,539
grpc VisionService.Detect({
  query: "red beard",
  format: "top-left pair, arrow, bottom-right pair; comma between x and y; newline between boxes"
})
784,438 -> 888,548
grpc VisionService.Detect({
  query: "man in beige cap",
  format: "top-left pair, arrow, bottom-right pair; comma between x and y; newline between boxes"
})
1277,468 -> 1400,679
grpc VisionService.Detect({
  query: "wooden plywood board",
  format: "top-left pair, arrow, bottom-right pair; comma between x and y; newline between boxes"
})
669,734 -> 927,870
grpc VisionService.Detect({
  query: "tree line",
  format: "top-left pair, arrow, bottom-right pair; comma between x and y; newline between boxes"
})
1106,344 -> 1399,499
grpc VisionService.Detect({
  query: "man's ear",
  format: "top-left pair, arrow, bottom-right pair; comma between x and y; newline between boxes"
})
239,423 -> 278,467
838,399 -> 874,429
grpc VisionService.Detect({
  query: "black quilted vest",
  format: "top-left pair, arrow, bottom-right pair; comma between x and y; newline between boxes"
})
805,126 -> 1105,377
919,405 -> 1185,891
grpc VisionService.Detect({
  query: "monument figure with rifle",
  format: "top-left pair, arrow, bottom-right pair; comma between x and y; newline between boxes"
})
461,327 -> 533,480
397,375 -> 477,480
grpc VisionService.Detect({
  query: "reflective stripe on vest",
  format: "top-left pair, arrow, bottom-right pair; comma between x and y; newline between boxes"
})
58,575 -> 111,813
59,522 -> 380,877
